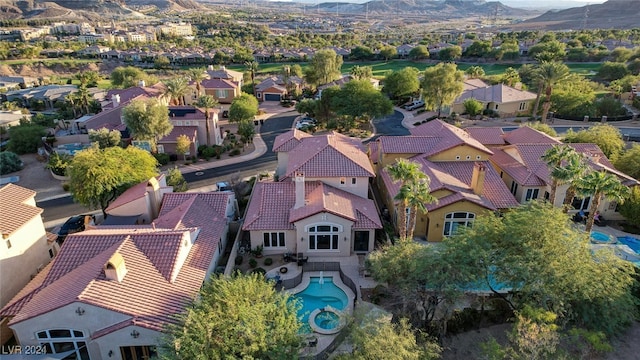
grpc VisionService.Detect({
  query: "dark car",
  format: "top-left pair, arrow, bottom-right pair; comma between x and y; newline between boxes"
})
56,214 -> 95,244
222,110 -> 229,118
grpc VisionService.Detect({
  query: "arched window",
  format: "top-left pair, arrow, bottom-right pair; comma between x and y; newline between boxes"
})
443,212 -> 475,236
307,224 -> 342,251
37,329 -> 89,359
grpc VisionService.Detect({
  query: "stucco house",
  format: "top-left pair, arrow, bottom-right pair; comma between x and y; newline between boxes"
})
451,83 -> 537,117
105,175 -> 173,224
243,131 -> 381,256
0,191 -> 236,359
196,78 -> 241,104
466,126 -> 640,220
372,120 -> 519,242
254,75 -> 303,102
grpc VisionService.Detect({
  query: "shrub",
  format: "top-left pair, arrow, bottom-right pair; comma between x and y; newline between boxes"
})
202,146 -> 216,159
62,182 -> 70,191
249,258 -> 258,268
264,258 -> 273,266
153,153 -> 170,166
251,267 -> 266,275
234,255 -> 243,266
197,144 -> 208,155
46,152 -> 71,176
229,149 -> 241,156
169,154 -> 178,162
0,151 -> 23,175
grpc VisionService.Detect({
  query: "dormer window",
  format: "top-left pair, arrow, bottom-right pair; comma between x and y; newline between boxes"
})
104,253 -> 127,283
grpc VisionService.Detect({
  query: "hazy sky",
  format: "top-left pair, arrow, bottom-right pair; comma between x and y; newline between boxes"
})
295,0 -> 607,2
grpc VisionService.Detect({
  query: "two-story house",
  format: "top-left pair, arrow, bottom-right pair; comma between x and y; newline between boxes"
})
1,188 -> 236,359
372,120 -> 519,242
243,131 -> 381,257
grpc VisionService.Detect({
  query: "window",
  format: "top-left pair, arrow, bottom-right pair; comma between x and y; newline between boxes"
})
173,120 -> 182,126
37,329 -> 88,360
495,104 -> 499,110
510,181 -> 518,196
572,196 -> 591,211
216,89 -> 227,98
525,188 -> 539,201
351,177 -> 356,185
443,212 -> 475,236
49,248 -> 54,258
308,225 -> 340,251
500,171 -> 503,179
120,346 -> 157,360
519,102 -> 527,111
157,145 -> 165,154
5,239 -> 11,249
263,232 -> 285,248
340,177 -> 346,185
544,191 -> 550,200
183,121 -> 190,126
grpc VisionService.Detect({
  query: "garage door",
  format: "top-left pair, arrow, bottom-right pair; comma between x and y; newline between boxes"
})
264,93 -> 281,101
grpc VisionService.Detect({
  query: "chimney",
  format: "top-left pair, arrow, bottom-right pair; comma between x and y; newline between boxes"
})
84,215 -> 95,230
138,80 -> 146,87
104,253 -> 127,282
111,94 -> 120,107
294,172 -> 305,209
208,64 -> 214,71
471,162 -> 486,195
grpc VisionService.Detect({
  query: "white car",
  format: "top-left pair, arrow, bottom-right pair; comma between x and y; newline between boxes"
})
404,100 -> 425,111
296,117 -> 317,129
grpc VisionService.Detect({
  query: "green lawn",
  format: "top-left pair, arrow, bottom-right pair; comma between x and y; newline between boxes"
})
228,60 -> 602,78
2,58 -> 100,66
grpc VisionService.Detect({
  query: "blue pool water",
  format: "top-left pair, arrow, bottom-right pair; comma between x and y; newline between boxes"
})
617,236 -> 640,253
294,277 -> 348,326
591,231 -> 615,243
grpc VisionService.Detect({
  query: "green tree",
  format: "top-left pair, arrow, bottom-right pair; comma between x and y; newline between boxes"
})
383,67 -> 420,100
536,62 -> 570,123
195,95 -> 219,146
595,96 -> 627,117
597,61 -> 630,82
408,45 -> 429,60
154,55 -> 171,70
628,59 -> 640,75
614,143 -> 640,180
228,93 -> 259,123
163,77 -> 189,106
237,119 -> 256,144
331,79 -> 393,121
385,159 -> 426,240
379,45 -> 398,62
88,128 -> 121,148
158,274 -> 303,359
421,62 -> 465,117
244,60 -> 259,96
403,178 -> 437,241
610,47 -> 633,62
294,98 -> 318,118
618,186 -> 640,228
122,99 -> 173,152
463,98 -> 483,116
541,145 -> 581,205
186,67 -> 206,96
463,40 -> 492,58
304,49 -> 343,87
74,71 -> 100,87
110,66 -> 158,88
0,151 -> 23,175
465,65 -> 485,79
338,315 -> 441,360
7,123 -> 46,154
563,124 -> 625,160
68,145 -> 159,218
528,40 -> 566,62
175,134 -> 191,161
577,171 -> 630,232
166,166 -> 188,192
549,73 -> 596,117
349,46 -> 374,61
438,45 -> 462,61
507,306 -> 561,360
349,65 -> 372,80
501,67 -> 521,87
46,152 -> 71,176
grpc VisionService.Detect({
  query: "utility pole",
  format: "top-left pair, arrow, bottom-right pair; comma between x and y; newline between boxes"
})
582,3 -> 590,30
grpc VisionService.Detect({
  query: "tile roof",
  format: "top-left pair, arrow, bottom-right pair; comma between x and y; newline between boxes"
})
503,126 -> 561,145
490,147 -> 546,186
465,127 -> 506,145
380,158 -> 518,211
284,132 -> 375,178
272,129 -> 313,153
463,78 -> 490,90
401,120 -> 493,156
378,136 -> 442,154
159,126 -> 198,143
168,106 -> 206,120
1,192 -> 233,334
456,84 -> 537,104
85,94 -> 149,131
0,184 -> 42,236
106,84 -> 165,105
243,181 -> 381,231
106,175 -> 165,212
200,78 -> 238,89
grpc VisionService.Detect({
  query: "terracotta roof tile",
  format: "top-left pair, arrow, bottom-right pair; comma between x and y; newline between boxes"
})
273,129 -> 313,152
489,147 -> 546,186
465,127 -> 506,145
503,126 -> 561,145
159,126 -> 198,143
409,120 -> 493,156
106,175 -> 165,212
378,136 -> 441,154
200,78 -> 238,89
0,184 -> 42,236
284,132 -> 374,178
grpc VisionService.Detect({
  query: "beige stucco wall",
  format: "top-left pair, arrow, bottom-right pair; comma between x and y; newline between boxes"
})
379,152 -> 414,168
0,216 -> 52,309
419,201 -> 492,242
276,152 -> 289,178
249,229 -> 297,257
453,100 -> 532,117
107,196 -> 150,224
306,176 -> 370,198
295,212 -> 355,257
427,146 -> 490,162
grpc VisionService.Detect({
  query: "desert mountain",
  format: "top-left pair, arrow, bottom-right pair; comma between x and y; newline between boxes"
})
517,0 -> 640,30
0,0 -> 201,19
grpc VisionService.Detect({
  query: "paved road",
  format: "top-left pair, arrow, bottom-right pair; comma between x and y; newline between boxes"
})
38,111 -> 297,226
366,110 -> 409,143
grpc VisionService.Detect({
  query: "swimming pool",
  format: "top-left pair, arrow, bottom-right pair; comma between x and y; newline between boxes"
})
590,231 -> 616,244
617,236 -> 640,253
56,143 -> 91,156
293,276 -> 348,332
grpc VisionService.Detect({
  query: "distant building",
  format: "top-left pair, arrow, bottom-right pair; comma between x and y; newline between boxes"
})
157,22 -> 193,37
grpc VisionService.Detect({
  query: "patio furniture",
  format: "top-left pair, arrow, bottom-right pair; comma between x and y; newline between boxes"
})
297,252 -> 308,266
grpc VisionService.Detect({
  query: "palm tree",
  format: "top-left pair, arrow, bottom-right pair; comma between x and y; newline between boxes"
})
386,159 -> 427,240
541,145 -> 579,206
465,66 -> 485,79
163,77 -> 189,106
186,67 -> 207,97
576,171 -> 630,232
195,95 -> 219,146
536,61 -> 570,124
557,153 -> 589,213
404,178 -> 437,241
75,71 -> 100,87
74,85 -> 92,115
244,60 -> 259,96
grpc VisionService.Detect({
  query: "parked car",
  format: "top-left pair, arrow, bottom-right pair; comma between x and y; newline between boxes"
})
216,182 -> 231,192
404,100 -> 425,111
56,214 -> 95,244
296,117 -> 317,129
